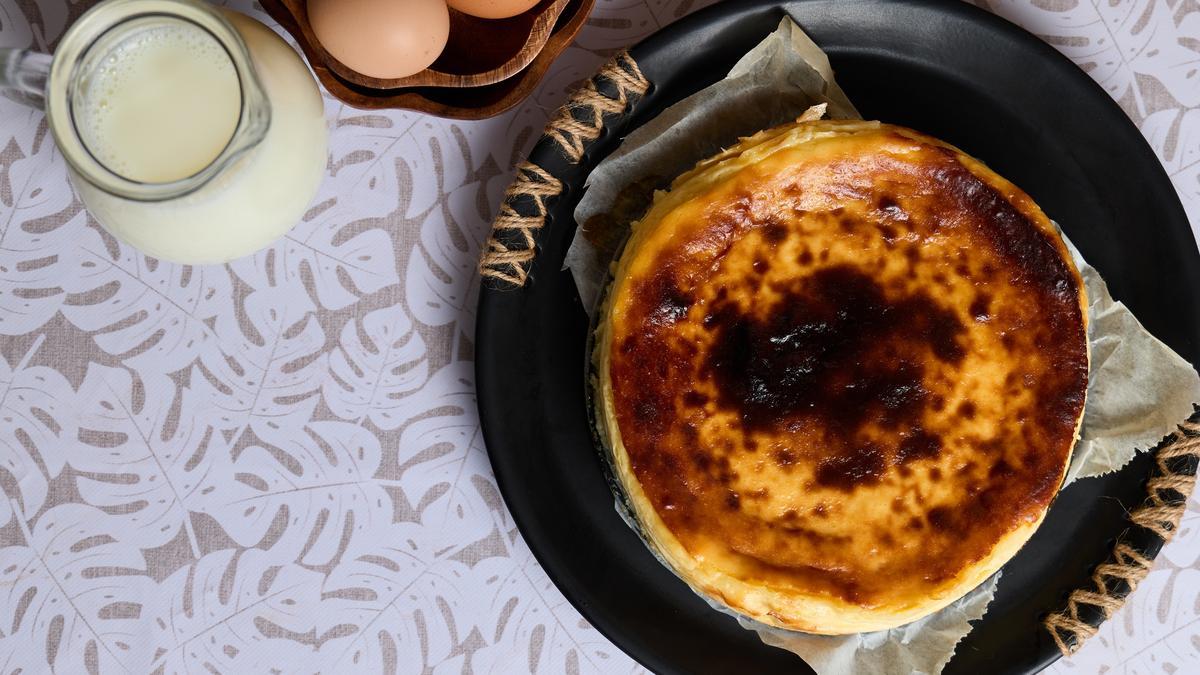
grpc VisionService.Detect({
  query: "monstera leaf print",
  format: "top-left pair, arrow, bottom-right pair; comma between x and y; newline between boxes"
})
225,201 -> 403,314
405,126 -> 507,332
0,504 -> 157,674
477,539 -> 638,675
266,108 -> 410,315
0,338 -> 76,523
315,508 -> 631,674
323,302 -> 429,429
296,361 -> 492,670
280,202 -> 400,313
1143,107 -> 1200,235
308,525 -> 500,673
60,225 -> 236,376
196,419 -> 386,562
186,278 -> 327,442
1118,566 -> 1200,670
0,108 -> 87,337
984,0 -> 1200,114
323,109 -> 433,226
143,548 -> 326,675
67,365 -> 225,552
384,362 -> 482,539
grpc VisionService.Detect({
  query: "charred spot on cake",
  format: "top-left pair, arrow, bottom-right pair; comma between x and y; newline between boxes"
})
955,263 -> 971,278
1000,332 -> 1016,351
679,424 -> 700,451
645,275 -> 694,327
619,336 -> 637,354
978,436 -> 1005,455
774,448 -> 797,468
930,395 -> 945,412
958,400 -> 977,419
701,265 -> 965,438
879,224 -> 899,244
929,467 -> 943,481
761,220 -> 788,244
633,398 -> 660,425
725,491 -> 741,510
897,427 -> 943,464
816,444 -> 886,490
989,459 -> 1015,479
798,249 -> 814,265
935,156 -> 1083,308
926,313 -> 966,363
1033,371 -> 1089,442
970,293 -> 992,321
682,390 -> 708,407
628,264 -> 695,332
753,257 -> 771,274
714,455 -> 737,485
927,506 -> 953,531
679,340 -> 699,358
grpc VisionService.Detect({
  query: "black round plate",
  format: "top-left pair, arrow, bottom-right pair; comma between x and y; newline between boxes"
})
476,1 -> 1200,673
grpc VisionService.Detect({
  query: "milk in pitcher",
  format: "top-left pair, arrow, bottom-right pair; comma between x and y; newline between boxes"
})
72,11 -> 328,263
0,0 -> 330,264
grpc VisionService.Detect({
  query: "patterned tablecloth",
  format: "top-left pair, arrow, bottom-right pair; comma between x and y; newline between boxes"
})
0,0 -> 1197,672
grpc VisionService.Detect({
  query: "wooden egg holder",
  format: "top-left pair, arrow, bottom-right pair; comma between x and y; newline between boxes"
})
260,0 -> 595,118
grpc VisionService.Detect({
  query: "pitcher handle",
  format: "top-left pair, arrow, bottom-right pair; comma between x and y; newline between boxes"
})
1,48 -> 52,108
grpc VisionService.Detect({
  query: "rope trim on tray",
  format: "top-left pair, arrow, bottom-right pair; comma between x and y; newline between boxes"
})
1044,414 -> 1200,656
479,51 -> 649,288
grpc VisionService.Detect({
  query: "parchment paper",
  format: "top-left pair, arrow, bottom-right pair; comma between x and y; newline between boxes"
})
571,17 -> 1200,675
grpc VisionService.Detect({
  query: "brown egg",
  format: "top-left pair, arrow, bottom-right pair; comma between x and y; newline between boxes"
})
447,0 -> 541,20
308,0 -> 449,79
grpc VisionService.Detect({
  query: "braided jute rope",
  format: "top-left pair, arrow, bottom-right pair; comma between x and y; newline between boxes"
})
1044,414 -> 1200,655
478,51 -> 649,287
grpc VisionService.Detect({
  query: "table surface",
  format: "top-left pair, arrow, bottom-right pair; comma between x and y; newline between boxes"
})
0,0 -> 1197,673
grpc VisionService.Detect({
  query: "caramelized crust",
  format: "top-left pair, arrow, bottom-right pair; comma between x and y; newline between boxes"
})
597,121 -> 1088,633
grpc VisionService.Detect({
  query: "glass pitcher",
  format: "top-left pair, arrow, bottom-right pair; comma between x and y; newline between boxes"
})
0,0 -> 328,264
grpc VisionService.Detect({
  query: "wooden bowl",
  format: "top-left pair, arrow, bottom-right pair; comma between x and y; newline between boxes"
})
260,0 -> 595,118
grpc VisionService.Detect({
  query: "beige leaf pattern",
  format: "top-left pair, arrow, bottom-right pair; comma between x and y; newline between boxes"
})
0,0 -> 1195,673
